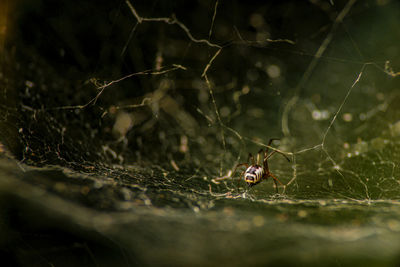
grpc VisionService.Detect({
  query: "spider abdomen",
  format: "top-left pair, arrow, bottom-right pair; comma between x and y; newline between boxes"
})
244,165 -> 265,186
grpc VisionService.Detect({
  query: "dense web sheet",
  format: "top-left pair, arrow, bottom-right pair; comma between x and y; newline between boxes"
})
1,0 -> 400,265
1,0 -> 400,204
2,0 -> 400,199
29,0 -> 400,201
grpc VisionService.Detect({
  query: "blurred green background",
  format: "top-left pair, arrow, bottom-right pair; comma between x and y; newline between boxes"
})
1,0 -> 400,266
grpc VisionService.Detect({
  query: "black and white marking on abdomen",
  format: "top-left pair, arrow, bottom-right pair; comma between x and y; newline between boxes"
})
244,165 -> 264,184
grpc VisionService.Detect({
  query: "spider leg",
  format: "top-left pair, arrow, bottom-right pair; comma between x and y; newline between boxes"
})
233,163 -> 249,178
266,150 -> 290,162
269,172 -> 283,185
266,150 -> 276,160
264,139 -> 276,168
213,163 -> 249,182
236,170 -> 246,188
248,153 -> 255,165
265,138 -> 279,155
264,138 -> 290,163
256,148 -> 264,165
269,172 -> 284,193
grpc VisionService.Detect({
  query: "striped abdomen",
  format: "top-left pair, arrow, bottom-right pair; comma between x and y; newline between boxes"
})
244,165 -> 264,186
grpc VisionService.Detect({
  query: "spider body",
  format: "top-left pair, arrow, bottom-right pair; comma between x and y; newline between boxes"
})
244,165 -> 264,186
213,139 -> 290,192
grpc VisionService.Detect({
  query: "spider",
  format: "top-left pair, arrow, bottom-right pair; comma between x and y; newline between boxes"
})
213,139 -> 290,192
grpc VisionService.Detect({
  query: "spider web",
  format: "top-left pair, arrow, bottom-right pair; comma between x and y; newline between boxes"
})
1,0 -> 400,265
